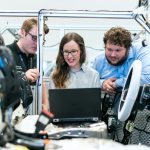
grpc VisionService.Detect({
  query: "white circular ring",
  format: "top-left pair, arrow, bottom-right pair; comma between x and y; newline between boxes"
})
118,60 -> 142,122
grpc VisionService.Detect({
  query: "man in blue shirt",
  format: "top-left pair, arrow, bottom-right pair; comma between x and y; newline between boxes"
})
93,27 -> 150,143
93,27 -> 150,93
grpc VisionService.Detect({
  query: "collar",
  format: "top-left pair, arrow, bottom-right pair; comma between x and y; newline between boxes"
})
13,40 -> 35,58
70,63 -> 87,73
81,63 -> 87,72
127,47 -> 134,60
13,40 -> 22,54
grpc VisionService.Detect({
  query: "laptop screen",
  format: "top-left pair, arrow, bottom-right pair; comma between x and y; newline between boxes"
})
48,88 -> 101,122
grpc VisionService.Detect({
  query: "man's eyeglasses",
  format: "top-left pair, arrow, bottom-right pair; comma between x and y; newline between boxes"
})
28,32 -> 46,45
28,32 -> 37,42
62,49 -> 79,57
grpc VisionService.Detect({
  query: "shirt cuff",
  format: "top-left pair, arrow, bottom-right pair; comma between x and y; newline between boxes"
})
116,78 -> 125,88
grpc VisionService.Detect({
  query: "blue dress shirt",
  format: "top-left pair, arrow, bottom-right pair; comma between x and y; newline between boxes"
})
93,42 -> 150,87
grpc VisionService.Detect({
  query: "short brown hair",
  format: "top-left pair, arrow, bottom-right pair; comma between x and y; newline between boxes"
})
103,27 -> 132,50
21,18 -> 49,34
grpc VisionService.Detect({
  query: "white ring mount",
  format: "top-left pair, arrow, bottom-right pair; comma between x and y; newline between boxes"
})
118,60 -> 142,121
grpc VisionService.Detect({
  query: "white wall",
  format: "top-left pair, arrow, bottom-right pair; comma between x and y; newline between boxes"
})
0,0 -> 138,11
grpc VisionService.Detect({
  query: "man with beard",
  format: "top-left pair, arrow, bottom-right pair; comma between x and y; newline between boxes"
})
93,27 -> 150,93
93,27 -> 150,143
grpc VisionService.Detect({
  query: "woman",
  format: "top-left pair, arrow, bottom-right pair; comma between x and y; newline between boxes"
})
49,32 -> 100,89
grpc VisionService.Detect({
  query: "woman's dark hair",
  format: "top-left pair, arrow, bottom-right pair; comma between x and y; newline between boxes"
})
52,32 -> 86,88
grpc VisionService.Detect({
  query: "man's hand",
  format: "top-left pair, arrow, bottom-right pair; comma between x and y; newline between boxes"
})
25,68 -> 39,83
102,78 -> 117,94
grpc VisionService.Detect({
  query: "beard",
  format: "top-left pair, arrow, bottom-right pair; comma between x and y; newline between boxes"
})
106,51 -> 128,66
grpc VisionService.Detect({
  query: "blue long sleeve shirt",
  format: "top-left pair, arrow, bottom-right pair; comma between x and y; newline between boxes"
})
93,42 -> 150,88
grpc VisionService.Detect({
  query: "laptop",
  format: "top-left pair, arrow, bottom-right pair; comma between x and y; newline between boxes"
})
48,88 -> 101,123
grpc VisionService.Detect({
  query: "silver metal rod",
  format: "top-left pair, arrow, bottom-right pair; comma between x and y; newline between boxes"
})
39,9 -> 134,19
0,11 -> 38,17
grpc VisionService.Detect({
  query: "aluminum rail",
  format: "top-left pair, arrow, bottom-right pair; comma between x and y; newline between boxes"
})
135,14 -> 150,34
37,13 -> 44,114
39,9 -> 134,19
0,11 -> 38,17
